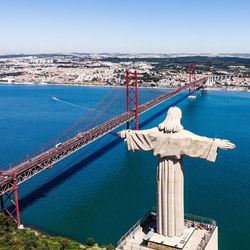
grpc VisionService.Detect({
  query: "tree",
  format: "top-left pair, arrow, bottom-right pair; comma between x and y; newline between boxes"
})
86,237 -> 96,246
105,243 -> 115,250
61,239 -> 70,249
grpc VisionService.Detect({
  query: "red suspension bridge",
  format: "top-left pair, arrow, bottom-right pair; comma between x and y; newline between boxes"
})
0,68 -> 207,226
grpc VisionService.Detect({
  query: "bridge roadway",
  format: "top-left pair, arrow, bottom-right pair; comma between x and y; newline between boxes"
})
0,78 -> 207,195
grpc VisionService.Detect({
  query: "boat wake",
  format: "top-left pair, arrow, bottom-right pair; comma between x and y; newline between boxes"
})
52,96 -> 91,110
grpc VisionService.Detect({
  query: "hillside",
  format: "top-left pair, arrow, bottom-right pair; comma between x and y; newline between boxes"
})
0,214 -> 111,250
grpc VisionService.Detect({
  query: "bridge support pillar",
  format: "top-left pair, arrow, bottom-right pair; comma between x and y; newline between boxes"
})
0,195 -> 4,210
125,70 -> 139,130
188,64 -> 197,98
12,172 -> 21,226
0,171 -> 21,226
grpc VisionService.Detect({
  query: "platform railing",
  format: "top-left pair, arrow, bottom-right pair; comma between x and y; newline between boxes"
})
184,213 -> 217,227
116,208 -> 156,248
116,207 -> 217,250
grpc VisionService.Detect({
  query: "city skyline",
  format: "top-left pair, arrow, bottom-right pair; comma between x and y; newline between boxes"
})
0,0 -> 250,54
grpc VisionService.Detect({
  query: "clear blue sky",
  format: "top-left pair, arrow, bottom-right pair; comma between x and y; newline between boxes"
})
0,0 -> 249,54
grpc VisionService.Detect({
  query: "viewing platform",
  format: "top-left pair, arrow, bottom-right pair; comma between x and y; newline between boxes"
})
116,209 -> 218,250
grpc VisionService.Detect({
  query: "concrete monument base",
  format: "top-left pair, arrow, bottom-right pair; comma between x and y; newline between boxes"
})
116,210 -> 218,250
145,226 -> 195,250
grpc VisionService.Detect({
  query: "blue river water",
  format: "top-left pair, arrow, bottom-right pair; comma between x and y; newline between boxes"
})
0,84 -> 249,250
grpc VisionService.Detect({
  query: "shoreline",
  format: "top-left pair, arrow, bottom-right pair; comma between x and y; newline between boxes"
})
0,213 -> 104,250
0,81 -> 249,92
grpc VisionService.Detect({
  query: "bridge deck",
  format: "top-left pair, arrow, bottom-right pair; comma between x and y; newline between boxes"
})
0,78 -> 206,195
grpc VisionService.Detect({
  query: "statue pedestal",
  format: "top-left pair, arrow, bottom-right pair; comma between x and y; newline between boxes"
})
145,227 -> 195,250
116,210 -> 218,250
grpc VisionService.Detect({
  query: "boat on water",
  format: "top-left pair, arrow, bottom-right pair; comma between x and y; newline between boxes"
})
188,95 -> 196,99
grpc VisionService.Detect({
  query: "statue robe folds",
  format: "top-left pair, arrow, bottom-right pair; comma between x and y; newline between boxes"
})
121,128 -> 220,237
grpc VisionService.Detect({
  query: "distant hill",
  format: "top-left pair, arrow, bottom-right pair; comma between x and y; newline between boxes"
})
101,56 -> 250,67
1,53 -> 250,59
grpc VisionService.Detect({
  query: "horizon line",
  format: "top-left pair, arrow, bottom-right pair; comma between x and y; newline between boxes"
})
1,52 -> 250,57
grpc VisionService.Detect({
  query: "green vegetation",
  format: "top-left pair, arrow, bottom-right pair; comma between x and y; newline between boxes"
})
0,213 -> 114,250
101,56 -> 250,67
101,56 -> 250,77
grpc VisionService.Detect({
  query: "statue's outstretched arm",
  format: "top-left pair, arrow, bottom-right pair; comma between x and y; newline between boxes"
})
181,130 -> 236,162
184,131 -> 236,150
117,128 -> 155,139
117,129 -> 156,151
117,130 -> 128,139
191,134 -> 236,150
214,139 -> 236,150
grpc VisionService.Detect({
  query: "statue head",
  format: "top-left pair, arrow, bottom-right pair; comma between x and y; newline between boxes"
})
158,106 -> 183,133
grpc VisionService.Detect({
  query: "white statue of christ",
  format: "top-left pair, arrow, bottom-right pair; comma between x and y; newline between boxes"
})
118,107 -> 235,237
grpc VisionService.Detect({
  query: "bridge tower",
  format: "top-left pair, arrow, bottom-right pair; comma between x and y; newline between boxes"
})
125,70 -> 139,130
188,63 -> 197,98
0,171 -> 21,227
